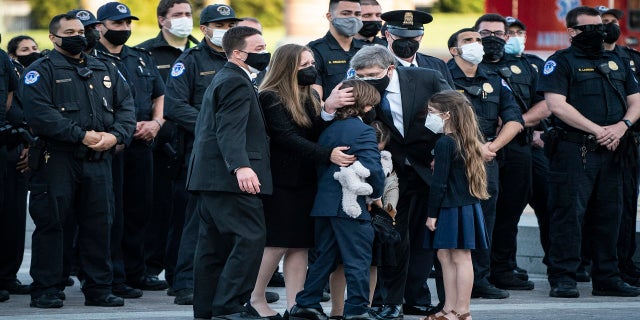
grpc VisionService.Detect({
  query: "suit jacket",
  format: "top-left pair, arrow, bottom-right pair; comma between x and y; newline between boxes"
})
186,62 -> 272,195
376,66 -> 450,185
415,52 -> 456,88
310,117 -> 385,221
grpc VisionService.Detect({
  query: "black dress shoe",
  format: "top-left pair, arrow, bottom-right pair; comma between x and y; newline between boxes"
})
593,280 -> 640,297
379,304 -> 403,320
214,312 -> 266,320
402,304 -> 439,316
621,273 -> 640,287
576,270 -> 590,282
513,267 -> 529,281
268,271 -> 286,287
175,288 -> 194,305
128,274 -> 168,291
56,291 -> 66,300
491,274 -> 534,290
84,293 -> 125,307
64,277 -> 75,287
344,312 -> 374,320
113,283 -> 143,299
1,279 -> 30,294
167,287 -> 177,296
549,283 -> 579,298
289,304 -> 328,320
471,284 -> 509,299
30,293 -> 63,308
0,290 -> 9,302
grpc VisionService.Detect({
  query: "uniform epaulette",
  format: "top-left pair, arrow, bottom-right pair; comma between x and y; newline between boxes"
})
96,49 -> 121,61
131,46 -> 152,56
624,46 -> 640,56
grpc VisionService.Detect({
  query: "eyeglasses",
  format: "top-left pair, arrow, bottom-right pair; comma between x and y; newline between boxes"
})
354,67 -> 390,81
571,24 -> 604,32
478,30 -> 506,37
508,30 -> 526,36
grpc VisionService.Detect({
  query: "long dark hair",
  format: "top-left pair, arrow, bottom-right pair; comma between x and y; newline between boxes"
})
335,80 -> 380,120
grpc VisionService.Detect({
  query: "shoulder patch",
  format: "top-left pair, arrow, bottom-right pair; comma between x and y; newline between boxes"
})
24,70 -> 40,85
543,60 -> 556,75
346,68 -> 356,79
171,62 -> 185,77
501,79 -> 511,91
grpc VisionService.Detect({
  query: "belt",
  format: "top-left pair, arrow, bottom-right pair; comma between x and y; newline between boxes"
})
45,141 -> 111,161
558,130 -> 604,152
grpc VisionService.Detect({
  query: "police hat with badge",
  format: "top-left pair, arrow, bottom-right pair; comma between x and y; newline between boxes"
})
97,2 -> 139,21
68,9 -> 101,27
595,5 -> 624,19
381,10 -> 433,38
505,16 -> 526,31
200,4 -> 243,25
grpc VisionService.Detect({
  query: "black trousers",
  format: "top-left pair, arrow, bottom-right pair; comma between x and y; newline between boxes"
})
172,191 -> 198,291
0,145 -> 28,286
29,150 -> 114,299
472,160 -> 499,287
547,141 -> 622,286
491,141 -> 532,277
193,192 -> 266,318
618,145 -> 640,274
529,146 -> 551,266
111,152 -> 126,285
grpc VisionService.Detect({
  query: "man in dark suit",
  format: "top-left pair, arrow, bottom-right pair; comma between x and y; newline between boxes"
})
186,26 -> 272,320
348,45 -> 450,320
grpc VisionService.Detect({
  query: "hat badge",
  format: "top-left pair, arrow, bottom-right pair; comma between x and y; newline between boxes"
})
116,4 -> 128,13
403,12 -> 414,26
76,11 -> 90,21
217,5 -> 231,16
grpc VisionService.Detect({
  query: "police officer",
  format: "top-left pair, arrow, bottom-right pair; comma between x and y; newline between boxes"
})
19,13 -> 136,308
163,3 -> 241,305
381,9 -> 454,87
136,0 -> 198,296
473,13 -> 550,292
539,6 -> 640,298
447,27 -> 524,300
353,0 -> 386,45
95,1 -> 167,292
309,0 -> 364,100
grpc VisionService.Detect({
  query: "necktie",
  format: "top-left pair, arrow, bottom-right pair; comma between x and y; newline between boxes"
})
380,91 -> 392,120
251,77 -> 258,91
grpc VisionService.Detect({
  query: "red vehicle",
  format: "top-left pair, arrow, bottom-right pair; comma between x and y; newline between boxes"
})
485,0 -> 640,56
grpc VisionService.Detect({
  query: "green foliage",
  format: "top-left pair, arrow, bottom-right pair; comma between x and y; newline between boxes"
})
433,0 -> 484,14
230,0 -> 284,27
29,0 -> 80,29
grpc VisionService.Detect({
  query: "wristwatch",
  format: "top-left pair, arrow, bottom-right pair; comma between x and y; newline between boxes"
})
623,119 -> 633,128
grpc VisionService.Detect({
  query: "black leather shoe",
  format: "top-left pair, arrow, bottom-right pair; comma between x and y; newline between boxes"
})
167,287 -> 177,296
268,271 -> 285,287
593,280 -> 640,297
1,279 -> 30,294
64,277 -> 74,287
513,267 -> 529,281
289,304 -> 328,320
56,291 -> 66,300
549,283 -> 579,298
621,273 -> 640,287
471,284 -> 509,299
321,290 -> 330,302
84,293 -> 125,307
491,274 -> 534,290
402,304 -> 439,316
128,275 -> 168,291
0,290 -> 9,302
576,270 -> 590,282
246,302 -> 283,320
113,283 -> 143,299
379,304 -> 403,320
344,312 -> 375,320
266,291 -> 279,303
30,293 -> 63,308
213,311 -> 266,320
175,288 -> 194,305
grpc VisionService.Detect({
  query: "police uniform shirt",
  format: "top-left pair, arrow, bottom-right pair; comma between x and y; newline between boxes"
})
308,32 -> 364,100
539,47 -> 639,128
164,40 -> 227,133
137,32 -> 199,81
19,49 -> 135,145
0,49 -> 19,126
96,44 -> 165,122
363,37 -> 387,46
482,53 -> 543,108
613,45 -> 640,83
447,60 -> 523,138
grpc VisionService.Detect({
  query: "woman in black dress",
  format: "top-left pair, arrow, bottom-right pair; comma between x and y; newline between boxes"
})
248,43 -> 355,319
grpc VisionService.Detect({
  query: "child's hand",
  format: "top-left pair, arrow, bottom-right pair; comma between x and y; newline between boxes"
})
426,217 -> 437,231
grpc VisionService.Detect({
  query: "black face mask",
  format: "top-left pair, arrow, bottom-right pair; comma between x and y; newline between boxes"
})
359,21 -> 382,38
244,51 -> 271,72
17,52 -> 41,67
364,75 -> 390,95
362,108 -> 377,124
604,23 -> 621,44
481,36 -> 506,62
54,35 -> 87,55
391,38 -> 420,58
85,28 -> 101,51
572,29 -> 605,58
297,66 -> 317,86
103,29 -> 131,46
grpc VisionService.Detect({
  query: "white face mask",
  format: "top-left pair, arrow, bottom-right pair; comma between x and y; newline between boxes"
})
459,42 -> 485,65
167,17 -> 193,38
208,28 -> 226,47
424,113 -> 445,134
504,36 -> 525,55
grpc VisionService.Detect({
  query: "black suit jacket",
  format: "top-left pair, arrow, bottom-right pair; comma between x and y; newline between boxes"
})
377,66 -> 450,185
186,62 -> 272,195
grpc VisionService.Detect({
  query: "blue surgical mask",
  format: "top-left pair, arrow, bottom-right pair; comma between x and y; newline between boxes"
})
505,36 -> 525,55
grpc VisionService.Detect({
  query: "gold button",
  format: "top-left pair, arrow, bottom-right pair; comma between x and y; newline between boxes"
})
89,84 -> 93,89
61,107 -> 65,111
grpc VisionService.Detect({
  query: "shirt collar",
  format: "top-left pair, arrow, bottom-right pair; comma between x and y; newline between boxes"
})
395,54 -> 418,67
386,69 -> 401,93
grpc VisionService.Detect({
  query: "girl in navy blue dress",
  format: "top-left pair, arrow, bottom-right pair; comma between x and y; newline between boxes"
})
423,90 -> 490,320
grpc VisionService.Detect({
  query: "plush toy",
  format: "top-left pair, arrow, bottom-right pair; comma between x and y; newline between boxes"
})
334,160 -> 373,218
380,150 -> 393,177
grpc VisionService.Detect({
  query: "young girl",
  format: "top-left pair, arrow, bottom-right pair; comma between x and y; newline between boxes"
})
423,90 -> 490,320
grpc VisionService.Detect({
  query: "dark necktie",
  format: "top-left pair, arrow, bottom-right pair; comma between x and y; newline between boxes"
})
380,91 -> 392,120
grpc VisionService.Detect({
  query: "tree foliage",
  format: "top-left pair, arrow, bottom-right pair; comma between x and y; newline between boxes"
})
29,0 -> 80,29
433,0 -> 484,13
230,0 -> 284,27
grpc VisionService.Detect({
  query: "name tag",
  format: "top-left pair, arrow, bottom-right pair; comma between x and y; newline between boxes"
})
157,64 -> 171,69
55,79 -> 72,83
578,68 -> 594,72
200,71 -> 216,76
328,60 -> 347,64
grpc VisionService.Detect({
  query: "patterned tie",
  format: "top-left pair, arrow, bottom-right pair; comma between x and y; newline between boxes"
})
251,77 -> 258,91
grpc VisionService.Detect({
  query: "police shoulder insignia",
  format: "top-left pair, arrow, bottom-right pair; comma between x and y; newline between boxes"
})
171,62 -> 186,77
482,82 -> 494,93
531,63 -> 539,73
543,60 -> 556,75
24,71 -> 40,85
608,60 -> 619,71
346,68 -> 356,79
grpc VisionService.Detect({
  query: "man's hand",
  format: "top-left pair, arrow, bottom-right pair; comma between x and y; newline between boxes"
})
324,83 -> 355,113
82,130 -> 102,146
236,167 -> 261,194
481,142 -> 497,161
133,121 -> 161,142
596,122 -> 627,148
89,132 -> 118,152
330,146 -> 356,167
426,217 -> 437,231
531,130 -> 545,149
16,148 -> 29,173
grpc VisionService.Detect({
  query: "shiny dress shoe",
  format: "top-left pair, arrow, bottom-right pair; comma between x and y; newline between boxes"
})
403,304 -> 440,316
56,291 -> 66,300
289,304 -> 328,320
175,288 -> 194,305
576,270 -> 590,282
128,274 -> 168,291
491,274 -> 534,290
321,290 -> 330,302
113,283 -> 143,299
592,280 -> 640,297
471,284 -> 509,299
84,293 -> 125,307
167,287 -> 177,296
266,291 -> 279,303
268,271 -> 286,287
0,290 -> 9,302
621,273 -> 640,287
30,293 -> 64,308
379,304 -> 403,320
344,312 -> 375,320
213,311 -> 266,320
1,279 -> 31,294
549,283 -> 579,298
246,302 -> 283,320
513,267 -> 529,281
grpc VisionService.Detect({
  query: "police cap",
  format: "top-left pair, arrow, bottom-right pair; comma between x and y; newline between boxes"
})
505,16 -> 526,30
68,9 -> 101,27
97,2 -> 139,21
200,4 -> 243,25
595,5 -> 624,19
381,10 -> 433,38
